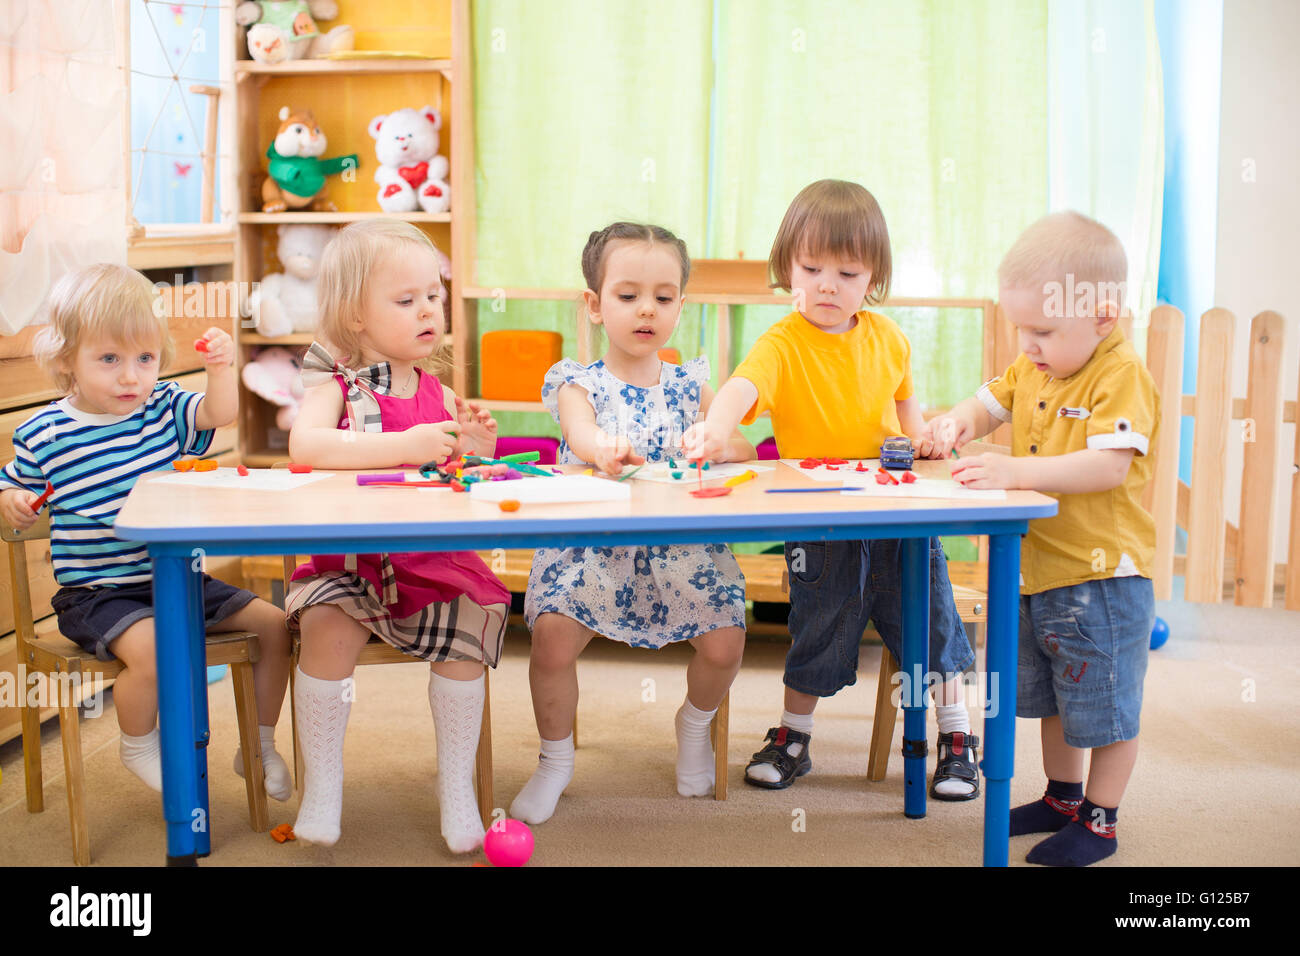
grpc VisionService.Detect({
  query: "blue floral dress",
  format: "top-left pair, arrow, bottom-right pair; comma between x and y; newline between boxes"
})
525,357 -> 747,648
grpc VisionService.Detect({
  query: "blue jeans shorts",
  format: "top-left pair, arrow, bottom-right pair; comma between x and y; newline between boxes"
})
783,538 -> 975,697
1017,576 -> 1154,749
50,575 -> 255,662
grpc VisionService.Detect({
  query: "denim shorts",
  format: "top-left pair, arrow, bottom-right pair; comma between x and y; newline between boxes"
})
783,538 -> 975,697
1017,576 -> 1154,749
50,575 -> 255,662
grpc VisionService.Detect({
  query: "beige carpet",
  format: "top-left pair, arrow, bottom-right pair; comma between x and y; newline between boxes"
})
3,587 -> 1298,867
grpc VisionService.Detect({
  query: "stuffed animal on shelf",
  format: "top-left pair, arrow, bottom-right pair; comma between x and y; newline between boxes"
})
369,106 -> 451,214
241,346 -> 305,431
262,107 -> 358,213
247,223 -> 335,337
236,0 -> 354,64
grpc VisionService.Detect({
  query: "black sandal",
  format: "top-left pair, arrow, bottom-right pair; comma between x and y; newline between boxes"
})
930,731 -> 980,801
744,726 -> 812,790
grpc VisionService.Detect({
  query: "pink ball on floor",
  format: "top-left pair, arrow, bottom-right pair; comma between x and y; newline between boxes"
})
483,818 -> 534,867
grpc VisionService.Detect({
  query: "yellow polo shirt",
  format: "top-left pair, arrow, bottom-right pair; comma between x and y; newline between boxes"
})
733,310 -> 913,460
977,327 -> 1159,595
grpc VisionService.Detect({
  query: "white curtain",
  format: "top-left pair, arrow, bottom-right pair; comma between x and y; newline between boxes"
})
0,0 -> 127,335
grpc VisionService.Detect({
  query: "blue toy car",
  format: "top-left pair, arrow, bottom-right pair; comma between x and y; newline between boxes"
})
879,436 -> 914,470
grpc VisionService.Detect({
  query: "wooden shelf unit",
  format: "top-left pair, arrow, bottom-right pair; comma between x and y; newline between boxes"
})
233,0 -> 468,463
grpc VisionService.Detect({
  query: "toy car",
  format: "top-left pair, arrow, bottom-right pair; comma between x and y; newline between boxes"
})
879,436 -> 914,470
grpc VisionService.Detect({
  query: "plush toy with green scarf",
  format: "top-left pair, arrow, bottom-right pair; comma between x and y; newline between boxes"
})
262,106 -> 359,213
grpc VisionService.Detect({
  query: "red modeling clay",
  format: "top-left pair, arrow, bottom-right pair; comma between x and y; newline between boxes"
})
31,481 -> 54,513
287,464 -> 312,474
194,339 -> 209,353
799,459 -> 821,469
855,462 -> 868,472
451,480 -> 466,492
824,457 -> 848,465
237,465 -> 249,477
900,471 -> 917,483
875,473 -> 890,485
876,467 -> 898,485
690,487 -> 731,498
825,465 -> 839,471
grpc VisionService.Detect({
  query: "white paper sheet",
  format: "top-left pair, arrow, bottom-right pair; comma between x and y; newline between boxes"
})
147,468 -> 335,491
630,462 -> 775,484
778,459 -> 875,482
840,479 -> 1007,501
468,474 -> 631,504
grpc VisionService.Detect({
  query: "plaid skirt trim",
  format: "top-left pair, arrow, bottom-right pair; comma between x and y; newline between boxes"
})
286,571 -> 507,667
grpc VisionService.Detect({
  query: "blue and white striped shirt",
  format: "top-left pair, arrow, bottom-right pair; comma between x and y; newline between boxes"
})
0,381 -> 212,588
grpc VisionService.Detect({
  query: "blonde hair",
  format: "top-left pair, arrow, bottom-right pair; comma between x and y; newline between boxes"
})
33,264 -> 174,394
316,219 -> 450,374
998,211 -> 1128,312
768,180 -> 892,305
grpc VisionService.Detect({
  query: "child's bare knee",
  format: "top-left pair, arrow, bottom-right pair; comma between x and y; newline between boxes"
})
694,628 -> 745,669
109,619 -> 157,679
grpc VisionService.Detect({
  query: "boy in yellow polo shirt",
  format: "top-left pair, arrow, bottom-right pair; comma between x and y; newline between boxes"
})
685,180 -> 980,802
924,211 -> 1159,866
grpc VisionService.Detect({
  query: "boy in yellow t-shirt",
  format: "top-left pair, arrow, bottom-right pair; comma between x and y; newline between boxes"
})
923,211 -> 1159,866
685,180 -> 979,802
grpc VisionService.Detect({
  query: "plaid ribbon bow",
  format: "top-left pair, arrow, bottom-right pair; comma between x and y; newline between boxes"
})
299,341 -> 400,604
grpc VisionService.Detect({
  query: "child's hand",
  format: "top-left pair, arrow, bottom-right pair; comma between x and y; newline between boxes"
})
0,488 -> 38,532
681,421 -> 729,463
452,396 -> 497,456
593,435 -> 644,477
406,421 -> 462,466
195,328 -> 235,367
950,453 -> 1020,490
918,415 -> 970,459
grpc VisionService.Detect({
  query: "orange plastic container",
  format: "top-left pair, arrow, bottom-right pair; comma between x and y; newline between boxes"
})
480,330 -> 563,401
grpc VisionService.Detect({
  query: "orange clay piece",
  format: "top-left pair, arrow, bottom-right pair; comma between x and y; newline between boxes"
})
270,823 -> 296,843
237,464 -> 249,477
287,463 -> 312,474
498,499 -> 521,512
194,459 -> 218,472
172,459 -> 195,472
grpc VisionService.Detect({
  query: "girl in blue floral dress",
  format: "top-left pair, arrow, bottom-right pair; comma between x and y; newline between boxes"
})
513,223 -> 754,824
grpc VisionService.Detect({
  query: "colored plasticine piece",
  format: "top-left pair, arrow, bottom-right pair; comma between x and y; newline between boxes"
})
824,457 -> 848,465
723,469 -> 757,488
194,339 -> 209,353
172,459 -> 195,472
31,481 -> 54,513
799,458 -> 821,469
451,480 -> 466,492
270,823 -> 295,843
690,487 -> 731,498
670,471 -> 682,479
237,465 -> 249,477
498,499 -> 521,512
194,459 -> 218,472
876,467 -> 898,485
875,472 -> 890,485
855,461 -> 868,472
287,464 -> 312,474
900,471 -> 917,483
825,465 -> 839,471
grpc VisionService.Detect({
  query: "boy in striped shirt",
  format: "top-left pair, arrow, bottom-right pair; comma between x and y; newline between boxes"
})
0,264 -> 292,800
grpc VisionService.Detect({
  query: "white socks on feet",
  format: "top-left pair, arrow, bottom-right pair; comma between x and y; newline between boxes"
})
292,668 -> 351,846
674,700 -> 717,797
120,728 -> 163,792
233,725 -> 294,801
427,670 -> 486,854
509,734 -> 575,825
746,710 -> 813,785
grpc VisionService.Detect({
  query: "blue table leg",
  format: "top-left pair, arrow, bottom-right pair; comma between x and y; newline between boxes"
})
900,538 -> 930,820
983,533 -> 1020,867
152,551 -> 202,865
186,559 -> 212,858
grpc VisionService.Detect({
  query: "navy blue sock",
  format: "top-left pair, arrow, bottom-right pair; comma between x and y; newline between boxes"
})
1026,799 -> 1118,866
1009,779 -> 1083,836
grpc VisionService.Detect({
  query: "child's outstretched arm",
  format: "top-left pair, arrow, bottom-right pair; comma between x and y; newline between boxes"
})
556,384 -> 643,475
681,376 -> 758,462
193,328 -> 238,431
290,381 -> 458,468
952,447 -> 1135,494
917,397 -> 1000,458
697,384 -> 755,462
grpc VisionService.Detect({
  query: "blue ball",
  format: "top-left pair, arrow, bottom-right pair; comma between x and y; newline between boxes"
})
1149,617 -> 1169,650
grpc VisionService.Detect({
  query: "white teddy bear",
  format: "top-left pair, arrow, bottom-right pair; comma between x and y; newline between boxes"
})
369,106 -> 451,214
247,223 -> 336,337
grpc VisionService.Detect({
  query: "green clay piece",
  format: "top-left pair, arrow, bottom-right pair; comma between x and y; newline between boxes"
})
667,458 -> 676,468
702,461 -> 710,470
670,471 -> 682,479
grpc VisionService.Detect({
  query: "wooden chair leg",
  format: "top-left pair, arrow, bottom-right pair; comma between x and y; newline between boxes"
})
289,651 -> 303,791
867,647 -> 900,782
475,668 -> 495,828
57,696 -> 90,866
572,711 -> 579,749
229,660 -> 269,832
19,675 -> 45,813
712,690 -> 729,801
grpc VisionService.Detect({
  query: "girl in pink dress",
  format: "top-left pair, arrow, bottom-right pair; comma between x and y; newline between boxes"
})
285,220 -> 507,854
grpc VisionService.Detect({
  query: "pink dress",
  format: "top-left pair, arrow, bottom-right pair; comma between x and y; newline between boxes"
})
285,370 -> 511,666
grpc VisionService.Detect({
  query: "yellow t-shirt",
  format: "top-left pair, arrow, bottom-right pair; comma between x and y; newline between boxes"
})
977,327 -> 1159,595
733,310 -> 913,460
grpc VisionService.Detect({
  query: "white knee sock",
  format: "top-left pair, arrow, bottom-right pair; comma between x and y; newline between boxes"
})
510,733 -> 575,825
933,701 -> 975,797
675,699 -> 717,797
233,725 -> 294,801
292,668 -> 351,846
428,670 -> 486,854
120,728 -> 163,792
746,710 -> 813,784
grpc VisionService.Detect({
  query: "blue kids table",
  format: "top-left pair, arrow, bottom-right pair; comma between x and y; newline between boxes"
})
114,460 -> 1056,866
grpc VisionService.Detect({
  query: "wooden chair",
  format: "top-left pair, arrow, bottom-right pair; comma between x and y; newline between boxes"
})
280,556 -> 496,827
4,513 -> 270,865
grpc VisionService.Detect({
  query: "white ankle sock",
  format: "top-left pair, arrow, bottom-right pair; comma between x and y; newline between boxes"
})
120,728 -> 163,792
292,668 -> 351,846
675,699 -> 717,797
428,670 -> 486,854
509,734 -> 575,825
747,710 -> 813,784
933,702 -> 976,797
233,725 -> 294,801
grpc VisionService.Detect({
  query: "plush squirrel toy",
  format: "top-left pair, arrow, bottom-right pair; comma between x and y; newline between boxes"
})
262,107 -> 358,212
